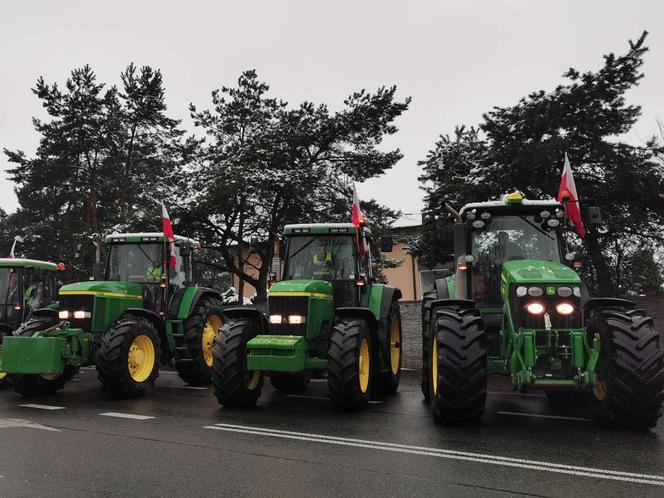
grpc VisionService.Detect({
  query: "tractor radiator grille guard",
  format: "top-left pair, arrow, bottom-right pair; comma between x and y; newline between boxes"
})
268,295 -> 308,335
510,285 -> 582,331
59,294 -> 94,331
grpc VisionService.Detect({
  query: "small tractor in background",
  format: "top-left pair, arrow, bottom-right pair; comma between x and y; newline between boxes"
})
421,193 -> 664,428
212,222 -> 403,410
0,258 -> 64,387
0,232 -> 225,397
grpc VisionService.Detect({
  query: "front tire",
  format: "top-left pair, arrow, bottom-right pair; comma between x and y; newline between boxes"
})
328,319 -> 373,411
8,317 -> 75,396
590,308 -> 664,429
96,317 -> 161,398
211,318 -> 263,408
376,300 -> 402,395
429,307 -> 487,425
177,297 -> 225,385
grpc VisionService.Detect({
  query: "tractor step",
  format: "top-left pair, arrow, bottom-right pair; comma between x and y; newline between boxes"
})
247,335 -> 307,372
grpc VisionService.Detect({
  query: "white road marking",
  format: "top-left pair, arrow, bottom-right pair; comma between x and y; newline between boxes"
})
203,423 -> 664,486
487,390 -> 545,398
99,412 -> 154,420
19,404 -> 66,411
0,418 -> 60,432
284,394 -> 382,404
180,385 -> 208,390
309,379 -> 327,383
497,411 -> 593,422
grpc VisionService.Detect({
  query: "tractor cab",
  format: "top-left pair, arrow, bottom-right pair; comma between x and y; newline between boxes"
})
459,194 -> 567,307
280,223 -> 373,309
0,259 -> 61,333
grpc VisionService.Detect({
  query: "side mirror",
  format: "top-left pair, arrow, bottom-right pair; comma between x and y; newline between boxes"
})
421,211 -> 435,231
587,206 -> 602,225
379,236 -> 394,253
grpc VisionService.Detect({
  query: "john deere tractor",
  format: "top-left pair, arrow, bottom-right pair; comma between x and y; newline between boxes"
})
0,232 -> 225,397
422,193 -> 664,428
0,258 -> 63,387
211,223 -> 402,410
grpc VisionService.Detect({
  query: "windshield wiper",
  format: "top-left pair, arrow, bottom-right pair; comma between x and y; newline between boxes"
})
520,216 -> 555,241
283,235 -> 323,262
137,244 -> 158,267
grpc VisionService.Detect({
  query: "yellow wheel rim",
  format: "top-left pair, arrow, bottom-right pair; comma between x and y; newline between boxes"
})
128,335 -> 156,383
593,379 -> 607,401
432,337 -> 438,396
0,371 -> 7,380
40,373 -> 59,381
358,338 -> 370,394
202,315 -> 223,367
246,371 -> 260,390
389,319 -> 401,375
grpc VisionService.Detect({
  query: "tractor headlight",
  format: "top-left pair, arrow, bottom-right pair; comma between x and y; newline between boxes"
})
557,286 -> 573,297
58,310 -> 70,320
73,310 -> 91,319
268,314 -> 282,324
525,302 -> 545,315
527,286 -> 543,297
547,219 -> 560,228
556,303 -> 575,315
287,315 -> 306,325
516,286 -> 528,297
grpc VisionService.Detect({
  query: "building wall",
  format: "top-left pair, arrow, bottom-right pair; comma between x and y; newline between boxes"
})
382,242 -> 420,301
230,246 -> 263,299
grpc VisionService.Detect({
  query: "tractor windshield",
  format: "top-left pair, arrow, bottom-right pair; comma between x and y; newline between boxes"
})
106,243 -> 163,283
471,215 -> 561,306
282,235 -> 356,281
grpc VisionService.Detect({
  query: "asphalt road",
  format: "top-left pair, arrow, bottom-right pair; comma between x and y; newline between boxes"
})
1,369 -> 663,498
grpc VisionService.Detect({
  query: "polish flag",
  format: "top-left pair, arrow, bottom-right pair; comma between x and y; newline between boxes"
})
8,236 -> 18,259
161,202 -> 177,269
351,183 -> 367,256
557,153 -> 586,238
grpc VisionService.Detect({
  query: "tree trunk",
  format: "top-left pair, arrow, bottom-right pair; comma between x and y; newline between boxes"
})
584,231 -> 614,296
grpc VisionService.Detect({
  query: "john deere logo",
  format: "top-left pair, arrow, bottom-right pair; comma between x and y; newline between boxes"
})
546,287 -> 556,296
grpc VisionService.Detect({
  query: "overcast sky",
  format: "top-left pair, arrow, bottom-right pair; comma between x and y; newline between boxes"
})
1,0 -> 662,219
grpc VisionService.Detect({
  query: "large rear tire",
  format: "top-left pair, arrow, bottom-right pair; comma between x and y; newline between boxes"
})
376,300 -> 402,395
420,290 -> 437,400
270,372 -> 310,394
0,329 -> 10,388
177,297 -> 225,385
590,308 -> 664,429
430,306 -> 487,425
211,318 -> 263,408
97,317 -> 161,398
328,319 -> 373,411
8,317 -> 75,396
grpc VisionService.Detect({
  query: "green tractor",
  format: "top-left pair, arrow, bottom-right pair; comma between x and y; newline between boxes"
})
0,258 -> 63,387
211,223 -> 403,410
0,232 -> 225,397
421,193 -> 664,428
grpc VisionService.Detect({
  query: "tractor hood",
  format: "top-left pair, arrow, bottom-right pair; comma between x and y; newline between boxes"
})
502,260 -> 581,285
58,281 -> 144,299
269,279 -> 333,297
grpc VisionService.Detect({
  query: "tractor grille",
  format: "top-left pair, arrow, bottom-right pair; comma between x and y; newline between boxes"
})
59,294 -> 94,331
268,295 -> 308,336
510,286 -> 581,331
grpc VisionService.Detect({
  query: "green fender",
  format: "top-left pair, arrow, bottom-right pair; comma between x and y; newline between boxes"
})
170,287 -> 224,320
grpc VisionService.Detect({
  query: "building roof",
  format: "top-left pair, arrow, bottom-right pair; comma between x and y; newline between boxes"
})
0,258 -> 59,271
105,232 -> 199,246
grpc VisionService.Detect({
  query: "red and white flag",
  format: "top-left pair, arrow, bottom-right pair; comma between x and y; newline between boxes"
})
557,153 -> 586,238
351,183 -> 367,256
161,202 -> 177,270
8,236 -> 18,259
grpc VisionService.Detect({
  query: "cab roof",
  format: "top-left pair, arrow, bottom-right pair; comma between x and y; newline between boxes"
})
105,232 -> 198,246
283,223 -> 372,236
460,195 -> 563,216
0,258 -> 59,271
